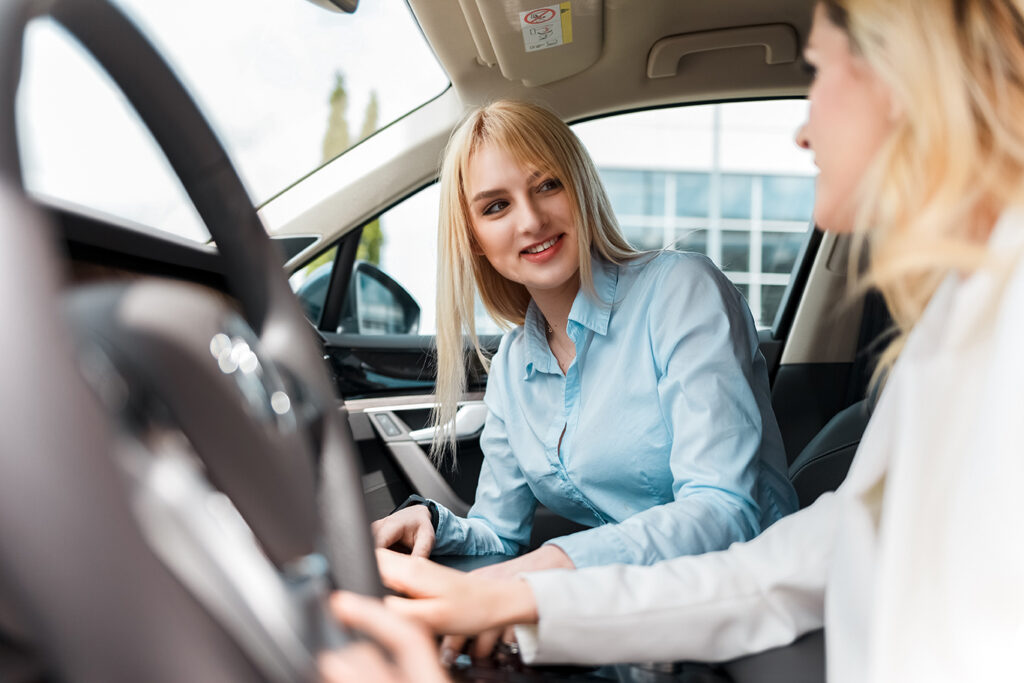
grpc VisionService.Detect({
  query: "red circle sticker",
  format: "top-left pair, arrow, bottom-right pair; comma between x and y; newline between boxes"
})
525,8 -> 556,24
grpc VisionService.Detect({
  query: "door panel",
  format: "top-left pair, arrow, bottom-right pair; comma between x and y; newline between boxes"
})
322,332 -> 499,399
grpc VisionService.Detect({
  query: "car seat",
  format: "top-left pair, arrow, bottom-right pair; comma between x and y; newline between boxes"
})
787,399 -> 870,508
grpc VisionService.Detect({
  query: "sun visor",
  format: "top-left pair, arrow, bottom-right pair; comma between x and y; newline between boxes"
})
456,0 -> 603,87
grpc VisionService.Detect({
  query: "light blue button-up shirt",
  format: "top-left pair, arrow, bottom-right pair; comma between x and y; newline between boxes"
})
432,250 -> 798,568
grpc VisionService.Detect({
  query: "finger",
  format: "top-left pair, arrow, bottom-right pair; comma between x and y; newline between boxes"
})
331,592 -> 429,649
329,592 -> 451,683
376,548 -> 464,597
319,644 -> 398,683
372,522 -> 400,550
503,625 -> 517,644
470,628 -> 501,661
410,527 -> 433,558
440,634 -> 466,666
381,595 -> 440,629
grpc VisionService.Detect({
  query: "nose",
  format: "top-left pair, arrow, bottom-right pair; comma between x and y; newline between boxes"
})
518,194 -> 546,234
795,121 -> 811,150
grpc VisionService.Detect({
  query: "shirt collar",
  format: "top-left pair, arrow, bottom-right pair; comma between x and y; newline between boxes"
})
569,255 -> 618,336
522,254 -> 619,380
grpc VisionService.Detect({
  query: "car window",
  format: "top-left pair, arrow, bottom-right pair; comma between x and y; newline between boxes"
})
18,19 -> 209,242
18,1 -> 449,243
573,100 -> 816,328
295,100 -> 815,336
288,246 -> 338,327
291,184 -> 503,337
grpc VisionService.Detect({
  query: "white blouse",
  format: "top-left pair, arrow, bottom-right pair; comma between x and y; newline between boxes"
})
516,212 -> 1024,682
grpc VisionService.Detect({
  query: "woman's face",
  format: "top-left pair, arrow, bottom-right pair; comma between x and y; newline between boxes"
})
796,4 -> 897,233
464,140 -> 581,299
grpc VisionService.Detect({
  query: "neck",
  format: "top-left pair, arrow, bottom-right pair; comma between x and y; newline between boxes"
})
528,270 -> 580,336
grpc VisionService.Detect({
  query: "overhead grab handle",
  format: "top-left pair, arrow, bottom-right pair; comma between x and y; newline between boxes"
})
647,24 -> 798,79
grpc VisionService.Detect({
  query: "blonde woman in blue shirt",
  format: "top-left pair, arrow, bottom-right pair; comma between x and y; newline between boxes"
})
372,101 -> 797,589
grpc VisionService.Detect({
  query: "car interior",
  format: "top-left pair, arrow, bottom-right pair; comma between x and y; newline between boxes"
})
0,0 -> 890,681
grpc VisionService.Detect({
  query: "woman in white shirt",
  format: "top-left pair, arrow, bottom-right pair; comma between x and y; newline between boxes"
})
325,1 -> 1024,681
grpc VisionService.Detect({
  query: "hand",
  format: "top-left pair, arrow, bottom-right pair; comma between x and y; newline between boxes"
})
321,591 -> 449,683
441,545 -> 574,660
371,505 -> 435,557
376,548 -> 538,637
470,544 -> 575,580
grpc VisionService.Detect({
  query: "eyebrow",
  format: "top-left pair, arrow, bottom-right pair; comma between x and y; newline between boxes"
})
470,170 -> 545,204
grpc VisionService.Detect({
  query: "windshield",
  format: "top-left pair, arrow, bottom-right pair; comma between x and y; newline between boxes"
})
17,0 -> 449,242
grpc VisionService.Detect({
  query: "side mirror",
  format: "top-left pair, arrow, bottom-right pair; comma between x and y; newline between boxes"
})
339,261 -> 420,335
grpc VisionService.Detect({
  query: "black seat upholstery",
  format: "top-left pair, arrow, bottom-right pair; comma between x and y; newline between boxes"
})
788,400 -> 870,509
721,401 -> 871,683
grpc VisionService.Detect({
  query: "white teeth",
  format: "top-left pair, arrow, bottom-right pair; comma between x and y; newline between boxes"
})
524,236 -> 559,254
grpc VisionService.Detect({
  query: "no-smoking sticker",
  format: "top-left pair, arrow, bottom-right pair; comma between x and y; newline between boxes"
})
519,2 -> 573,52
525,8 -> 556,24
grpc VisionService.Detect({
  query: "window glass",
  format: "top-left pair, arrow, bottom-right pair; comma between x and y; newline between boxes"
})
296,101 -> 816,336
290,184 -> 501,337
573,100 -> 816,328
18,1 -> 448,242
762,231 -> 807,275
720,174 -> 753,219
18,20 -> 208,241
674,173 -> 710,217
674,228 -> 708,253
763,176 -> 817,221
289,246 -> 338,326
761,285 -> 787,327
720,231 -> 751,273
602,169 -> 666,216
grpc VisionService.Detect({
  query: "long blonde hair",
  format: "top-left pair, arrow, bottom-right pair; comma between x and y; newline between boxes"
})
433,100 -> 636,462
827,0 -> 1024,382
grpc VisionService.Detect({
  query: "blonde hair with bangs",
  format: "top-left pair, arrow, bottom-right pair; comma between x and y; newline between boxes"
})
432,100 -> 636,461
826,0 -> 1024,383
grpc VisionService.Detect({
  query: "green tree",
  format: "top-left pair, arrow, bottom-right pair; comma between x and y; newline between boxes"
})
359,90 -> 379,141
355,90 -> 382,264
321,77 -> 383,264
322,73 -> 350,162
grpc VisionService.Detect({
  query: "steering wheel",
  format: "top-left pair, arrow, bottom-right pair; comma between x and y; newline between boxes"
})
0,0 -> 379,680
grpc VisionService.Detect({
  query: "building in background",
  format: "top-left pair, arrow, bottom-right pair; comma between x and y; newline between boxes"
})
575,101 -> 816,328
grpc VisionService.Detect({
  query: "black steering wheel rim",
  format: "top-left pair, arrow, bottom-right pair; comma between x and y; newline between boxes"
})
0,0 -> 379,592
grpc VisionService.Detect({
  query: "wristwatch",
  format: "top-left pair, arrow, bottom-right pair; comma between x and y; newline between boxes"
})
391,494 -> 439,531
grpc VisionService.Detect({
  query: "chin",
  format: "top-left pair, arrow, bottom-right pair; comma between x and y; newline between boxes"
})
812,199 -> 856,235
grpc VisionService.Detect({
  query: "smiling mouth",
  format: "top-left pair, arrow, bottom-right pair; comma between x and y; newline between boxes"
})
522,234 -> 562,254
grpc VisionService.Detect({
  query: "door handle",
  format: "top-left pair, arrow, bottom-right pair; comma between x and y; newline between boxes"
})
408,402 -> 488,444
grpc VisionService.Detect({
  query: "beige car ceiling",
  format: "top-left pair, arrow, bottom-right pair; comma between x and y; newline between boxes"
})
415,0 -> 814,119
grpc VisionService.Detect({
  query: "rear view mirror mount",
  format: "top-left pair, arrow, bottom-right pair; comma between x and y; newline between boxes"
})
301,0 -> 358,14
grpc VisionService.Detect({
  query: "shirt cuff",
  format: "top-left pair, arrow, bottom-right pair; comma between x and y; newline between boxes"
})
545,525 -> 633,568
514,624 -> 541,664
430,501 -> 460,555
515,568 -> 582,665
